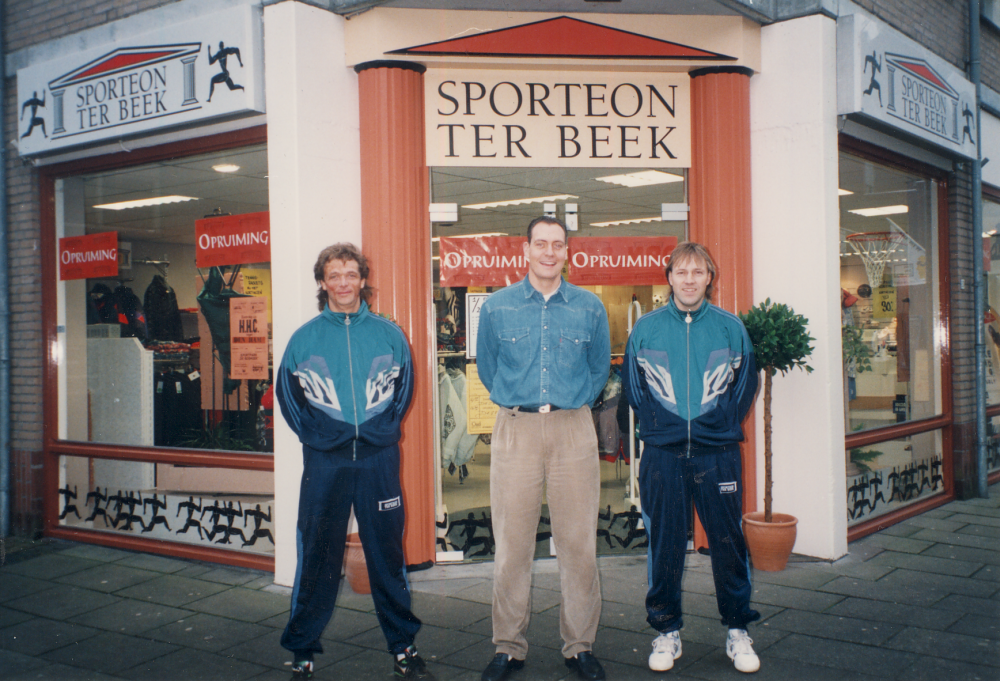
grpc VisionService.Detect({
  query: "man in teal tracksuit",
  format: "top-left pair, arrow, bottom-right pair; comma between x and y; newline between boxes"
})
622,242 -> 761,674
276,243 -> 429,679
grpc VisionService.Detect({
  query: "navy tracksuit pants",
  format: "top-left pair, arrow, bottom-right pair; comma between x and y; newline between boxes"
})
281,444 -> 421,656
640,444 -> 760,633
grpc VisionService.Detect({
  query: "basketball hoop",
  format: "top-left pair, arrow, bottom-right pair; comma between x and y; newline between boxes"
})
846,232 -> 905,287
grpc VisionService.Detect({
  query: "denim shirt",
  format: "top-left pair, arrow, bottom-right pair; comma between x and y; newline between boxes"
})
476,277 -> 611,410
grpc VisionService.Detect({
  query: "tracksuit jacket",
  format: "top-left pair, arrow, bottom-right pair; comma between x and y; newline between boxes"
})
276,300 -> 420,657
622,298 -> 761,633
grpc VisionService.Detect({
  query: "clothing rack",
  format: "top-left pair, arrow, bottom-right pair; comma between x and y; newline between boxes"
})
133,257 -> 170,279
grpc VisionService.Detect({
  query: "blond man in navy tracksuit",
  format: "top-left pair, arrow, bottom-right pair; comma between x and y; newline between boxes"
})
276,243 -> 429,680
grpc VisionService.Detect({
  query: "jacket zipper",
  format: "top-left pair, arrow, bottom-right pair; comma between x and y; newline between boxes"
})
345,314 -> 359,460
685,311 -> 692,458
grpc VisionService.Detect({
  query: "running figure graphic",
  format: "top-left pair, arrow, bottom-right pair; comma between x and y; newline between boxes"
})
207,41 -> 244,102
20,91 -> 47,139
863,51 -> 882,106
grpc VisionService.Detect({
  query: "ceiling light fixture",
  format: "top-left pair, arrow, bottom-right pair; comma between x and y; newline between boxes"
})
595,171 -> 684,187
590,216 -> 662,228
212,163 -> 241,173
94,195 -> 197,210
838,188 -> 854,196
848,205 -> 909,217
462,194 -> 577,210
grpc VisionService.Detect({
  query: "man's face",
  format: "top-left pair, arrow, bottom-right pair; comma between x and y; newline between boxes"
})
667,255 -> 712,311
320,258 -> 365,314
523,221 -> 567,287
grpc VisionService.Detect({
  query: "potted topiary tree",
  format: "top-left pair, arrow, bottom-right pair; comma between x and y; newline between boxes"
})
738,299 -> 815,571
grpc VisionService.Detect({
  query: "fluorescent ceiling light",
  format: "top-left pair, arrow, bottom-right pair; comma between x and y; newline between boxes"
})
590,216 -> 662,228
212,163 -> 240,173
94,195 -> 197,210
432,232 -> 508,242
462,194 -> 577,210
848,205 -> 908,217
838,188 -> 854,196
595,170 -> 684,187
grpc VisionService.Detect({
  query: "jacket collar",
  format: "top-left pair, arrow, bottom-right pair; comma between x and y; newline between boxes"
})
322,299 -> 370,326
666,295 -> 711,322
521,275 -> 569,303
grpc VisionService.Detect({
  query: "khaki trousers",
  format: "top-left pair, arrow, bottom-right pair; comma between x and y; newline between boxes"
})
490,406 -> 601,660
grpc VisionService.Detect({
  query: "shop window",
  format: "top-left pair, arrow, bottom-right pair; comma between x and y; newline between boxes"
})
429,167 -> 686,560
984,191 -> 1000,475
54,145 -> 272,456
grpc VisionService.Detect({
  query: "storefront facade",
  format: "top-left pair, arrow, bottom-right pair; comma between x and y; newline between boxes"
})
4,0 -> 998,588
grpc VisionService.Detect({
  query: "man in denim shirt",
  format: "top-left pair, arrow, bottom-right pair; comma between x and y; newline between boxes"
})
476,217 -> 611,681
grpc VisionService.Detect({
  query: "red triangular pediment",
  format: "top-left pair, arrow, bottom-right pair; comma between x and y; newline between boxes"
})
390,16 -> 734,60
50,44 -> 201,88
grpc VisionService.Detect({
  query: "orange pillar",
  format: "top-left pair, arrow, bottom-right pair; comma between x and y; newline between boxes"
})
688,66 -> 757,546
355,61 -> 435,567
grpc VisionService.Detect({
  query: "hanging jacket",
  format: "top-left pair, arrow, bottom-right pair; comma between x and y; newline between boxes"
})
112,284 -> 148,341
144,274 -> 184,341
275,300 -> 413,458
622,297 -> 757,452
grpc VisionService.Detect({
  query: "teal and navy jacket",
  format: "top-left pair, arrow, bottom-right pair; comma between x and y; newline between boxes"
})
275,300 -> 413,459
622,297 -> 757,452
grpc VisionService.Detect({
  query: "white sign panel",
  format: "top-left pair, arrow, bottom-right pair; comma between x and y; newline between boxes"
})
837,13 -> 977,160
465,293 -> 489,360
16,5 -> 264,156
426,70 -> 691,167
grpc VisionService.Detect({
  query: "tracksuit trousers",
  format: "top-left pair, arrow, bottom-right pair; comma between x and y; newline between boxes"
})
640,444 -> 760,633
281,444 -> 421,657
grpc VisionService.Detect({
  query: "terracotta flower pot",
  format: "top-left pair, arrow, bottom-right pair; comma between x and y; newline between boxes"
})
742,512 -> 798,572
344,533 -> 371,594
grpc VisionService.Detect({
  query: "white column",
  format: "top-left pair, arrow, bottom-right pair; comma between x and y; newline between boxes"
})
265,1 -> 362,586
750,15 -> 847,560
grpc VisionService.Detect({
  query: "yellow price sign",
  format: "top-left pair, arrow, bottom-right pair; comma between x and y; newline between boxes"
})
873,285 -> 896,320
465,363 -> 499,434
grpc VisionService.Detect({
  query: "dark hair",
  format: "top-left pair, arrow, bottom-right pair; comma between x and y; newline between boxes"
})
314,242 -> 373,311
526,216 -> 568,243
665,241 -> 717,302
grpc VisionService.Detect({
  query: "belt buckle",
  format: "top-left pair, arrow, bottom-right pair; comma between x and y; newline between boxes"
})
538,404 -> 551,414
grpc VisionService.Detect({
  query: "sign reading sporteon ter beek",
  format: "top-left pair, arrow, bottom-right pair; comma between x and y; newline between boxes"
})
16,5 -> 263,156
426,70 -> 690,167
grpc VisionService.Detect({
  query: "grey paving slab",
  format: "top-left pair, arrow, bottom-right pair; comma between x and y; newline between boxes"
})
681,651 -> 886,681
40,630 -> 179,674
5,582 -> 122,619
184,586 -> 290,622
118,647 -> 269,681
316,605 -> 381,641
410,591 -> 493,630
865,548 -> 984,577
944,501 -> 1000,517
196,566 -> 264,586
411,577 -> 492,597
949,511 -> 1000,528
115,552 -> 193,573
897,515 -> 970,532
145,612 -> 273,652
0,604 -> 33,629
959,522 -> 1000,540
875,566 -> 1000,599
174,564 -> 213,578
825,596 -> 965,631
850,533 -> 935,554
598,601 -> 652,633
55,563 -> 161,593
0,618 -> 101,656
797,559 -> 896,581
760,608 -> 905,646
113,573 -> 232,607
67,597 -> 190,634
909,528 -> 999,550
973,564 -> 1000,582
681,590 -> 784,623
931,592 -> 1000,617
876,522 -> 924,537
0,647 -> 48,678
749,566 -> 840,590
333,586 -> 377,613
242,574 -> 276,590
3,661 -> 123,681
595,571 -> 649,606
223,626 -> 364,670
58,544 -> 136,562
818,575 -> 964,608
897,654 -> 1000,681
748,582 -> 846,612
922,542 -> 1000,566
347,620 -> 487,658
882,626 -> 999,666
762,632 -> 919,677
0,572 -> 56,604
947,613 -> 1000,641
1,553 -> 104,580
673,612 -> 788,651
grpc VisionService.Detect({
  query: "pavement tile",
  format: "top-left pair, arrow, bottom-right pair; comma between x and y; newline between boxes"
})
146,612 -> 272,652
897,515 -> 970,532
897,654 -> 1000,681
922,542 -> 1000,567
865,549 -> 984,577
412,577 -> 492,597
950,512 -> 1000,528
114,573 -> 232,607
681,590 -> 783,623
749,582 -> 846,612
916,508 -> 955,519
3,661 -> 123,681
5,582 -> 122,619
174,564 -> 213,578
851,533 -> 935,554
876,522 -> 924,537
680,647 -> 887,681
41,630 -> 179,674
183,587 -> 290,623
1,553 -> 103,580
316,605 -> 381,641
241,575 -> 276,590
931,593 -> 1000,617
798,560 -> 896,581
58,544 -> 136,562
0,647 -> 48,678
0,605 -> 34,629
762,632 -> 918,677
760,608 -> 904,645
749,567 -> 841,590
973,564 -> 1000,582
221,627 -> 364,669
670,612 -> 787,651
55,563 -> 161,593
118,647 -> 269,681
825,596 -> 965,631
0,618 -> 101,656
818,575 -> 968,608
835,538 -> 885,562
596,571 -> 649,606
908,529 -> 996,551
67,597 -> 190,634
944,502 -> 1000,517
0,572 -> 56,604
598,601 -> 652,633
883,626 -> 999,666
958,523 -> 1000,540
115,553 -> 193,573
947,613 -> 1000,641
875,566 -> 1000,598
196,566 -> 263,586
334,586 -> 377,613
410,591 -> 493,630
347,620 -> 486,658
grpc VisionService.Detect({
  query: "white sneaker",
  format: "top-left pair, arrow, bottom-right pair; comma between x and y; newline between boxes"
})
648,630 -> 681,672
726,628 -> 760,673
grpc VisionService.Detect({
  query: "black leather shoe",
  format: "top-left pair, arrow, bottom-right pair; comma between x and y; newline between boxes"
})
565,651 -> 606,681
481,653 -> 524,681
